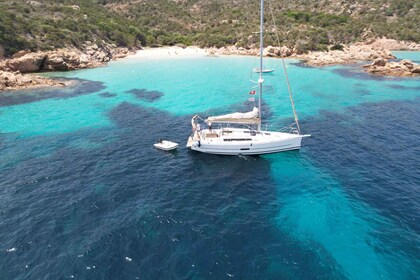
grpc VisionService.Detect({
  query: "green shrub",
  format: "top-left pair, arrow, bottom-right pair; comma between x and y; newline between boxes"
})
330,44 -> 344,51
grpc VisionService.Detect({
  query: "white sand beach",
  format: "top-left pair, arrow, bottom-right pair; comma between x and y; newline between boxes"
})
132,46 -> 207,59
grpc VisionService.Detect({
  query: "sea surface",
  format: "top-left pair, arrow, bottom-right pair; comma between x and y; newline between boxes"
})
0,52 -> 419,280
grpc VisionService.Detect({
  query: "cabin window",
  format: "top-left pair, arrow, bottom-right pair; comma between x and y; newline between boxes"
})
223,138 -> 252,142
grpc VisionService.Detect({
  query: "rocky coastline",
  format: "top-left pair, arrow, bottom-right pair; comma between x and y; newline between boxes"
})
1,38 -> 419,91
0,42 -> 134,91
363,58 -> 420,76
206,38 -> 420,76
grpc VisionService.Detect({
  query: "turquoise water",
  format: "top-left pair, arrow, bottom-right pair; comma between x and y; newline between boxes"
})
0,53 -> 419,279
392,51 -> 420,63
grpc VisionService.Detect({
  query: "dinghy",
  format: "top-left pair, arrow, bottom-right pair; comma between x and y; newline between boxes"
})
154,140 -> 178,151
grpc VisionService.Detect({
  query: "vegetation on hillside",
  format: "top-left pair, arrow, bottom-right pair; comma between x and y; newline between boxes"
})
0,0 -> 146,55
0,0 -> 418,56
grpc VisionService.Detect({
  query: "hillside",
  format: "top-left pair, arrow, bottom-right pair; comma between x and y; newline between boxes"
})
0,0 -> 146,56
0,0 -> 419,57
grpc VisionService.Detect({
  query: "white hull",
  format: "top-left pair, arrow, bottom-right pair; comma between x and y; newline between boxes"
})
154,140 -> 178,151
253,68 -> 275,73
187,128 -> 306,155
186,0 -> 309,155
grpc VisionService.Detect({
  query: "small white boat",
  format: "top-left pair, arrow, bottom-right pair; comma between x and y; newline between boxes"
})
253,68 -> 275,73
154,140 -> 178,151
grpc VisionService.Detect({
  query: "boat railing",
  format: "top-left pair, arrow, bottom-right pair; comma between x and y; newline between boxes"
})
213,122 -> 299,134
214,123 -> 257,131
278,122 -> 300,134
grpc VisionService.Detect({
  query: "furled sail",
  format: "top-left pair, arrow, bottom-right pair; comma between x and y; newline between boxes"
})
206,107 -> 259,124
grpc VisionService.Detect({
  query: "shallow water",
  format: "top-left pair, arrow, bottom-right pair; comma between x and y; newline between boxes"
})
392,51 -> 420,63
0,54 -> 419,279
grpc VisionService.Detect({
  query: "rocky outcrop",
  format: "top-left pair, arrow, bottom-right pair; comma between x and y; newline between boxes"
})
206,37 -> 419,69
1,44 -> 133,74
280,46 -> 292,57
206,46 -> 259,56
208,45 -> 295,58
207,43 -> 398,67
0,42 -> 134,91
0,70 -> 66,91
299,45 -> 396,67
371,58 -> 387,67
5,52 -> 46,73
363,59 -> 420,77
204,42 -> 420,77
41,50 -> 100,71
11,50 -> 29,59
365,37 -> 420,51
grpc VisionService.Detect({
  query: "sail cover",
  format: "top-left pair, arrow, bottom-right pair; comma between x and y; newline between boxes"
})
206,107 -> 259,124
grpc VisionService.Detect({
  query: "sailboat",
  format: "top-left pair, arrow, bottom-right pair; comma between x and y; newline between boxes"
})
186,0 -> 309,155
253,67 -> 275,73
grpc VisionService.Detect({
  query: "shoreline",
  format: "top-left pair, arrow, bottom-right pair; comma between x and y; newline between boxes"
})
130,46 -> 207,59
1,38 -> 419,91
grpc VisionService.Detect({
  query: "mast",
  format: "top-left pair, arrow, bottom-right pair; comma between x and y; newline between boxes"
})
257,0 -> 264,131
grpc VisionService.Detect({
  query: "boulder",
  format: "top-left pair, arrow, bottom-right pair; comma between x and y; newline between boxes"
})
266,46 -> 276,54
372,58 -> 386,67
363,59 -> 419,76
401,59 -> 414,69
42,55 -> 68,71
369,38 -> 406,50
79,54 -> 90,64
12,50 -> 29,59
411,66 -> 420,74
280,46 -> 292,57
5,53 -> 46,73
293,46 -> 304,55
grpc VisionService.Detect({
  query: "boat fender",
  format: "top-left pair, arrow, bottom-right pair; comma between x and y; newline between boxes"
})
193,140 -> 201,147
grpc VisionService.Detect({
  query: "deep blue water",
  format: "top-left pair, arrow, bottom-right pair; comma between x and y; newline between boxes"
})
0,53 -> 419,279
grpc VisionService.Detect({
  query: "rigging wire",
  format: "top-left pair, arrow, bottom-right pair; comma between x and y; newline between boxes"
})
267,0 -> 301,134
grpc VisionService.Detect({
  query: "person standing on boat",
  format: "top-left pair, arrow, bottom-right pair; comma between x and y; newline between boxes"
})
208,122 -> 212,131
191,115 -> 198,134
